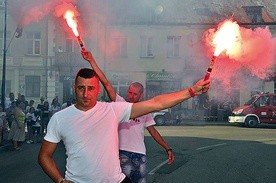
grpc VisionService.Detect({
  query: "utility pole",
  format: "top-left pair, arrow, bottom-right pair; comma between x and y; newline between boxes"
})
1,0 -> 7,111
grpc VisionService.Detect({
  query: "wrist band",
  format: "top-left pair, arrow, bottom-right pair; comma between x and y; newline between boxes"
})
59,179 -> 65,183
188,88 -> 195,97
166,148 -> 172,152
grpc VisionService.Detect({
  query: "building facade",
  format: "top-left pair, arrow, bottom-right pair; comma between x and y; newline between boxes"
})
0,0 -> 275,111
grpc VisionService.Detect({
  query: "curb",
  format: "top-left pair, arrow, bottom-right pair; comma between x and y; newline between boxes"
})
180,119 -> 230,126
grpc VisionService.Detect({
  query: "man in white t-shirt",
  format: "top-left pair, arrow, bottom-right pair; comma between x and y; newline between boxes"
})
116,83 -> 174,183
5,92 -> 15,110
38,68 -> 133,183
81,50 -> 210,183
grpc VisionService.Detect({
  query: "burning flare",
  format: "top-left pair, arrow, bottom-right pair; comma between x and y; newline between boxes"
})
204,19 -> 241,80
212,20 -> 241,56
64,10 -> 79,37
53,2 -> 85,50
63,9 -> 85,50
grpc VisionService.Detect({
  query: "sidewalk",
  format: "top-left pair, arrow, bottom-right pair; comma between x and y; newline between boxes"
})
180,119 -> 230,126
0,130 -> 11,150
0,139 -> 11,150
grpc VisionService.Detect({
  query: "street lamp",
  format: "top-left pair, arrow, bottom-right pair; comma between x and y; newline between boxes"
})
1,0 -> 7,111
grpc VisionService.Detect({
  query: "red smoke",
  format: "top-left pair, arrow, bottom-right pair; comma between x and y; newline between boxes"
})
53,2 -> 80,37
9,0 -> 77,27
203,20 -> 276,88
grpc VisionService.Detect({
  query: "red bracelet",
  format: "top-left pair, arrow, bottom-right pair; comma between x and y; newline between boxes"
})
188,88 -> 195,97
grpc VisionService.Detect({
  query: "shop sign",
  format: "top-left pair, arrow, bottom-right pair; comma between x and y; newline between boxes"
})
146,71 -> 175,80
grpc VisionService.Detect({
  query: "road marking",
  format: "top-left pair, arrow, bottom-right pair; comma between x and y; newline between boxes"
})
255,138 -> 276,145
256,138 -> 276,142
196,143 -> 227,150
148,159 -> 168,175
148,143 -> 227,175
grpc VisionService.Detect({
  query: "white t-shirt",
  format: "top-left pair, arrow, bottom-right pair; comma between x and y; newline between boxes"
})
116,95 -> 155,155
44,101 -> 132,183
26,112 -> 39,122
49,105 -> 61,116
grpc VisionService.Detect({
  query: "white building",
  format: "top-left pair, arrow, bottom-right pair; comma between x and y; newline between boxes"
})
0,0 -> 275,112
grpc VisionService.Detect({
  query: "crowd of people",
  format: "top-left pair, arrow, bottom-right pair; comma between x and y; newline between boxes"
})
0,93 -> 75,151
202,97 -> 238,121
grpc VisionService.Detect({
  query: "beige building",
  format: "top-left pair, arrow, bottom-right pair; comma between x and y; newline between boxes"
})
0,0 -> 275,112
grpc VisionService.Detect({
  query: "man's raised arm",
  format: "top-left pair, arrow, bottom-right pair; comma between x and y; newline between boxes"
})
81,50 -> 116,101
131,79 -> 210,119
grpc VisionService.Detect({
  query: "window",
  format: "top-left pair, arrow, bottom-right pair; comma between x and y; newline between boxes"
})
140,36 -> 154,58
259,96 -> 270,106
167,36 -> 181,58
26,32 -> 41,55
25,76 -> 40,97
65,38 -> 78,52
146,80 -> 180,99
242,6 -> 264,23
110,79 -> 131,98
0,31 -> 11,55
110,36 -> 127,58
0,0 -> 4,9
255,97 -> 260,107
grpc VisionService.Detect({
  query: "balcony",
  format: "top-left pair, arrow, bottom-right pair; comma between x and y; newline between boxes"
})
54,52 -> 89,75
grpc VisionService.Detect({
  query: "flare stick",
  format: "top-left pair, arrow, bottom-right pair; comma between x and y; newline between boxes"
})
77,36 -> 86,51
204,55 -> 216,81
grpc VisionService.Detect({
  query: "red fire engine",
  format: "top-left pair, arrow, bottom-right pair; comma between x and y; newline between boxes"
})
229,93 -> 276,127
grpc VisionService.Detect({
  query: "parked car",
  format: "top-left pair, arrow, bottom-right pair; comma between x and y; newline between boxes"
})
151,109 -> 172,125
228,93 -> 276,127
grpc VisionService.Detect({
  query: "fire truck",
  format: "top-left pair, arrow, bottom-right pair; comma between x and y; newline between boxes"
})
228,93 -> 276,127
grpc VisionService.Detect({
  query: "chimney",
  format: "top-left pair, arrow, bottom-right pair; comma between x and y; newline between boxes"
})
242,6 -> 264,23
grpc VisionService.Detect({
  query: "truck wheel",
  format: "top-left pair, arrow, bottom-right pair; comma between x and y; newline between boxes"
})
245,117 -> 258,128
154,115 -> 166,126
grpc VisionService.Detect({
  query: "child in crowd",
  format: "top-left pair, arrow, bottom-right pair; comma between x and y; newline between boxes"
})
26,107 -> 41,144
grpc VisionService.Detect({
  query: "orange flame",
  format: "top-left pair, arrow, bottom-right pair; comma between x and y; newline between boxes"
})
212,19 -> 241,56
64,10 -> 79,37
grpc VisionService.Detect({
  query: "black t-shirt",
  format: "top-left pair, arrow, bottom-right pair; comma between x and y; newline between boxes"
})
37,103 -> 44,110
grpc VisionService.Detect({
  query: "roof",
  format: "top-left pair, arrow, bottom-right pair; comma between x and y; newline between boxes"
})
106,0 -> 276,24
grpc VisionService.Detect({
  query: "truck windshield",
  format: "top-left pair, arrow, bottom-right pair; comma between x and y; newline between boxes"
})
244,96 -> 258,105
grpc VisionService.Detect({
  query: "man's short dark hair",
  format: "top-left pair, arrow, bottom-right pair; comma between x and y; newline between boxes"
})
75,68 -> 98,82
